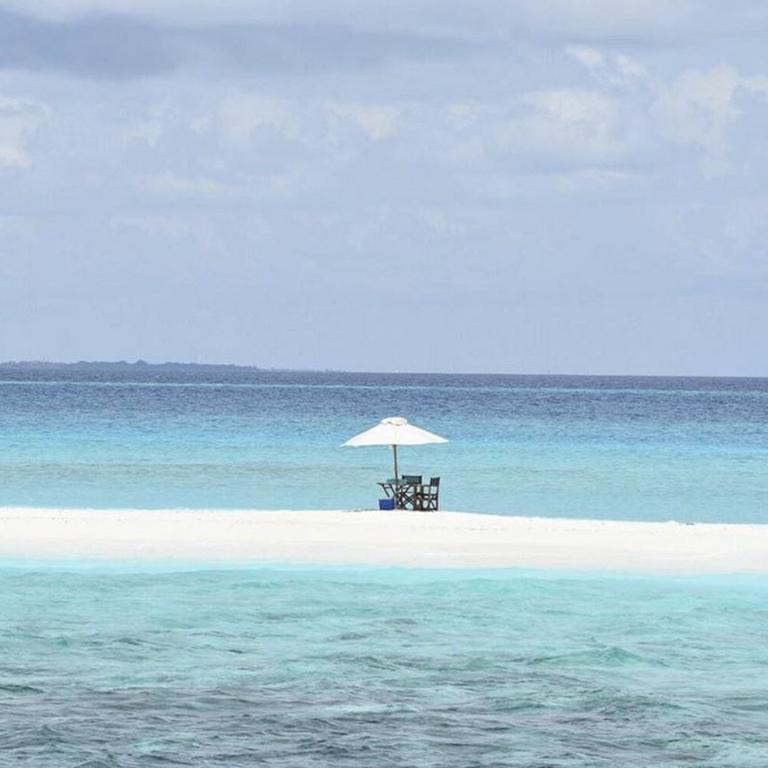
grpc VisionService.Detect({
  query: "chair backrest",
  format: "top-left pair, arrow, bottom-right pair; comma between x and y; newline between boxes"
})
429,477 -> 440,487
401,474 -> 422,484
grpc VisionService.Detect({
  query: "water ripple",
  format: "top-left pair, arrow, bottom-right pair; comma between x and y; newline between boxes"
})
1,569 -> 767,766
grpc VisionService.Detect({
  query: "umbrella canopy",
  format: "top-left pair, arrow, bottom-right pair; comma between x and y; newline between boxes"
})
342,416 -> 447,480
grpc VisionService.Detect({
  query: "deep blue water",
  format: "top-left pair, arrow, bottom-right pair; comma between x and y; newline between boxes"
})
1,369 -> 767,521
1,370 -> 768,521
1,566 -> 767,767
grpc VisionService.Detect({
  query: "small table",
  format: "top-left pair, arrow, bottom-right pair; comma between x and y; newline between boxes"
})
378,480 -> 430,510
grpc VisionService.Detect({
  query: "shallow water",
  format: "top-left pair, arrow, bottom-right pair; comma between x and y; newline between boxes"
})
1,566 -> 767,767
1,369 -> 767,521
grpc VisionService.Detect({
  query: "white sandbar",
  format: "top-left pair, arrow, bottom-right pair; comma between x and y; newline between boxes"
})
1,507 -> 767,573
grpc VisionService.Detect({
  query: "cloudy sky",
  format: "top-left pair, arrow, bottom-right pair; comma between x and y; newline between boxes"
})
1,1 -> 767,374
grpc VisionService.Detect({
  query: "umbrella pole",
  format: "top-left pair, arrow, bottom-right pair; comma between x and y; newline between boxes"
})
392,444 -> 401,509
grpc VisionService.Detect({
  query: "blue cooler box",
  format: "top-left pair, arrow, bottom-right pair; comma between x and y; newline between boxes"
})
378,498 -> 395,510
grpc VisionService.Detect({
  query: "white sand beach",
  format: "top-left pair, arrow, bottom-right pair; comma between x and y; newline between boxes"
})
1,507 -> 767,573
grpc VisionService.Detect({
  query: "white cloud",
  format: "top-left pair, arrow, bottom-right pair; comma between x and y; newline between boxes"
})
190,114 -> 212,136
566,46 -> 647,87
653,65 -> 768,173
525,89 -> 616,128
145,173 -> 225,199
219,94 -> 299,147
124,116 -> 164,148
328,103 -> 400,141
0,96 -> 49,168
494,89 -> 625,164
414,206 -> 466,239
567,46 -> 606,70
615,54 -> 647,82
110,213 -> 198,240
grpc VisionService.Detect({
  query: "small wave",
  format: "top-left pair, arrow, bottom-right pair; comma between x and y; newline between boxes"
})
528,645 -> 658,667
0,723 -> 71,749
74,759 -> 121,768
0,683 -> 45,694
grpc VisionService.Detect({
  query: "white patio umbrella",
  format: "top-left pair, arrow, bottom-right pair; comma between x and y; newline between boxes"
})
342,416 -> 448,480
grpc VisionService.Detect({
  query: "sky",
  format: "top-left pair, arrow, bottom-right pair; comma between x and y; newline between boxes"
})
1,1 -> 767,375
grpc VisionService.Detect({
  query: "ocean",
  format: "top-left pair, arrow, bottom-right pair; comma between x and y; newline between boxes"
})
2,369 -> 767,766
1,369 -> 767,521
2,566 -> 767,767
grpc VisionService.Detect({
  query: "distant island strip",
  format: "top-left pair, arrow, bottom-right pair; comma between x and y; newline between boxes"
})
0,360 -> 267,372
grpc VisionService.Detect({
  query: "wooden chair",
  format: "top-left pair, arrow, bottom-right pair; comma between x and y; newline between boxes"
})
399,475 -> 422,509
422,477 -> 440,511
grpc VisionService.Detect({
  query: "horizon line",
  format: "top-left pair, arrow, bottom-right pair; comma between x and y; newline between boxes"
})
0,359 -> 766,380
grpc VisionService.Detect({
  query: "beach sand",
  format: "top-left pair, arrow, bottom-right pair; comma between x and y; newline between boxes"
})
1,507 -> 767,573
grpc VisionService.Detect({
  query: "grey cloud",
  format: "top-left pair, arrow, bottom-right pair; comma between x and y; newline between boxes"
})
4,3 -> 768,374
6,1 -> 768,47
0,11 -> 177,78
0,9 -> 473,80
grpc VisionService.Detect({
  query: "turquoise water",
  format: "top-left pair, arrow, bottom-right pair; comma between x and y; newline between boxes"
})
1,370 -> 767,521
3,371 -> 767,765
2,566 -> 767,767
